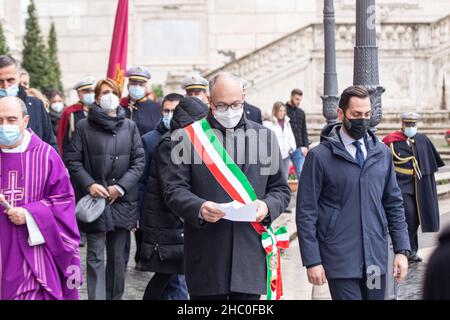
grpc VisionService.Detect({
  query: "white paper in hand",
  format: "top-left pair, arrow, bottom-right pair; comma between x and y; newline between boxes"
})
215,201 -> 258,222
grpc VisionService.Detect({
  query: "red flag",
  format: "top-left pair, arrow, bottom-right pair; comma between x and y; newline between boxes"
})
107,0 -> 128,90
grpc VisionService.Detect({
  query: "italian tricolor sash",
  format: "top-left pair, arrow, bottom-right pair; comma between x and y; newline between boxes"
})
184,118 -> 290,300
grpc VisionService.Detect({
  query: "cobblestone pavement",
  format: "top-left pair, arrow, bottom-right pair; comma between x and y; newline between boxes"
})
77,197 -> 450,300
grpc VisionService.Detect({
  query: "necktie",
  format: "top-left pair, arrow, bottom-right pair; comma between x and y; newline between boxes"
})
353,141 -> 365,168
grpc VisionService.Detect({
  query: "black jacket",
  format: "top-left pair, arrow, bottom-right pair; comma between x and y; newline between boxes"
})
17,86 -> 58,150
423,226 -> 450,299
286,102 -> 309,148
140,97 -> 208,274
65,105 -> 145,233
243,102 -> 262,124
163,110 -> 291,296
122,97 -> 162,136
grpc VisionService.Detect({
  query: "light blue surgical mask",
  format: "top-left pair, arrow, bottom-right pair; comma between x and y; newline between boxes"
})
404,127 -> 417,138
0,124 -> 22,146
0,84 -> 19,98
81,93 -> 95,106
162,112 -> 173,130
129,85 -> 146,100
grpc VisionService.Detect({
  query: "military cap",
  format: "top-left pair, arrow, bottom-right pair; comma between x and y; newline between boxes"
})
181,74 -> 209,91
74,76 -> 95,91
401,112 -> 421,123
240,78 -> 251,91
126,66 -> 151,82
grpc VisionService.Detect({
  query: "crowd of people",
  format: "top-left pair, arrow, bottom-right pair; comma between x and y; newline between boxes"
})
0,52 -> 449,301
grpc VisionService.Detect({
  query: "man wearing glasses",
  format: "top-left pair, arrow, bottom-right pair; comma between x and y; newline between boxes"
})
0,55 -> 57,150
164,72 -> 290,300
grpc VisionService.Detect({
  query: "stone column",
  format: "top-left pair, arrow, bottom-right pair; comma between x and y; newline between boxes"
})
321,0 -> 339,125
353,0 -> 385,130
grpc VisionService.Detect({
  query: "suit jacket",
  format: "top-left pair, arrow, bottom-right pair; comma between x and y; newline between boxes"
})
163,112 -> 290,295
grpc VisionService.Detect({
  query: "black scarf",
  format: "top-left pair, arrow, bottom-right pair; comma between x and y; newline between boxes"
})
88,105 -> 125,133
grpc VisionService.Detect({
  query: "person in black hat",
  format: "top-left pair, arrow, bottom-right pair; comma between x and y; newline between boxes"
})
383,112 -> 445,263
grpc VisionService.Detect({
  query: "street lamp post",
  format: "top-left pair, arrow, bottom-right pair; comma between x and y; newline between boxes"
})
321,0 -> 339,125
354,0 -> 397,300
353,0 -> 385,130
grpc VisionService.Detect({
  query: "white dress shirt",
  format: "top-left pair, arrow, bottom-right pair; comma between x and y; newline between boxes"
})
339,128 -> 367,160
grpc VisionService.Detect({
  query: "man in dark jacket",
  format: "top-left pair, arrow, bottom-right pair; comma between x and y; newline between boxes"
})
0,55 -> 57,150
164,73 -> 291,300
120,66 -> 161,136
423,225 -> 450,299
383,113 -> 445,263
296,85 -> 411,300
241,78 -> 262,124
140,95 -> 207,300
286,88 -> 309,179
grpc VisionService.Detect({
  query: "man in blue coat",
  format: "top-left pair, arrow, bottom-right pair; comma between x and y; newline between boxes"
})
0,55 -> 57,150
296,85 -> 411,300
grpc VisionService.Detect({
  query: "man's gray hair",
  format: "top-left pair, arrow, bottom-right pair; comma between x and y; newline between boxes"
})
208,72 -> 242,94
19,68 -> 29,77
8,97 -> 28,116
0,55 -> 18,70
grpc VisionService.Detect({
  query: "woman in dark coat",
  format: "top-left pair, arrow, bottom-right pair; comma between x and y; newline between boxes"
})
65,79 -> 145,300
140,96 -> 208,300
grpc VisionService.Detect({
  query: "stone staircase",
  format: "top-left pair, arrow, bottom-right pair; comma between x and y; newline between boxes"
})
198,14 -> 450,115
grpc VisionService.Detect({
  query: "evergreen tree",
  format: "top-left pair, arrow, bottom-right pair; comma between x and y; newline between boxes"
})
22,0 -> 52,91
47,22 -> 63,92
0,22 -> 10,55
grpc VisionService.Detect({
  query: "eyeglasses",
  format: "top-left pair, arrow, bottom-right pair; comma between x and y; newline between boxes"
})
211,100 -> 244,112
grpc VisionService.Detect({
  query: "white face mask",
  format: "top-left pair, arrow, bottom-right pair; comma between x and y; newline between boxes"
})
213,108 -> 243,129
50,102 -> 64,113
100,93 -> 119,112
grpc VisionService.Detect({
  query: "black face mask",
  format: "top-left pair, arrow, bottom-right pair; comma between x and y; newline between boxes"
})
343,116 -> 371,140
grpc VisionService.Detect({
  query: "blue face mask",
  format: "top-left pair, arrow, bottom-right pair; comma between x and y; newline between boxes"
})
0,84 -> 19,98
162,113 -> 173,130
0,124 -> 22,146
129,85 -> 146,100
81,93 -> 95,106
403,127 -> 417,138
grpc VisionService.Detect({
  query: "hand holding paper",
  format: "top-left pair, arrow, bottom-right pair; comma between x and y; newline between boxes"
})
215,201 -> 262,222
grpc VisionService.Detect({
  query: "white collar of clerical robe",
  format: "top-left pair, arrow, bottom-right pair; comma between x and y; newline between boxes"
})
1,130 -> 32,153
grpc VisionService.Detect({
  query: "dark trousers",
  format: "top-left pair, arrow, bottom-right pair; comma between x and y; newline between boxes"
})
143,273 -> 173,300
190,293 -> 260,300
403,193 -> 420,253
328,275 -> 386,300
86,229 -> 129,300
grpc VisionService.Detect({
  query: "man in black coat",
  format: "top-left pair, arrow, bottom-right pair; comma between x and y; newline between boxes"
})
286,88 -> 309,179
241,78 -> 262,124
0,55 -> 57,150
164,73 -> 291,300
423,225 -> 450,299
296,86 -> 410,300
383,113 -> 445,263
140,95 -> 207,300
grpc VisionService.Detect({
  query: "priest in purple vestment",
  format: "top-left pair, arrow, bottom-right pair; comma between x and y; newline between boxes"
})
0,96 -> 81,300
